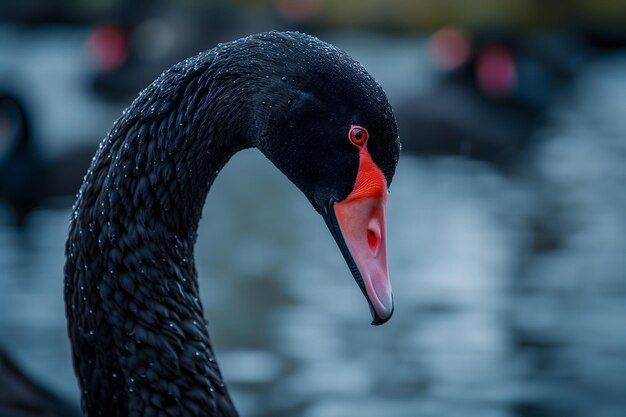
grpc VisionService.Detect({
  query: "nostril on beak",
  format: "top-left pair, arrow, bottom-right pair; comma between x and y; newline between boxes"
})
367,227 -> 380,254
367,217 -> 382,255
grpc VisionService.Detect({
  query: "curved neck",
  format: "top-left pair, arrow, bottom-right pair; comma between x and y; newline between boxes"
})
64,53 -> 259,417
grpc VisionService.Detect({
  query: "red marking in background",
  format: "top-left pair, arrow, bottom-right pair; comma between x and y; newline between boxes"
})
86,25 -> 128,71
430,27 -> 471,70
275,0 -> 320,21
476,46 -> 517,97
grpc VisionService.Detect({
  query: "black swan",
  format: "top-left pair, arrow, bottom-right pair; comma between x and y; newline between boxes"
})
65,31 -> 400,417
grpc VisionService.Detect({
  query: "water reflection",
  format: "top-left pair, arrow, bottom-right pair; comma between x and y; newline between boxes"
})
1,51 -> 626,417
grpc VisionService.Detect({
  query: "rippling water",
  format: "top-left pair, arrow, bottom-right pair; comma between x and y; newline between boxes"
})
1,50 -> 626,417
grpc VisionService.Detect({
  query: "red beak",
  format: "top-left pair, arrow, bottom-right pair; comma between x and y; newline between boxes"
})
322,146 -> 393,325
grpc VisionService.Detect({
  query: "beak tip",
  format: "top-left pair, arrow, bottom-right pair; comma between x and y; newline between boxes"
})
369,302 -> 394,326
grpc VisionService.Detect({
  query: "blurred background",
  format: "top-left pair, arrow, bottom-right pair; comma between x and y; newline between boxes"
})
1,0 -> 626,416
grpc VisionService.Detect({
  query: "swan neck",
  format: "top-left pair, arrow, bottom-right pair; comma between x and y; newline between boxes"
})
65,57 -> 245,417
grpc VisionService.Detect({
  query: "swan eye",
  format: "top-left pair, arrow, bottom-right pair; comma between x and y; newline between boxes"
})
349,125 -> 368,146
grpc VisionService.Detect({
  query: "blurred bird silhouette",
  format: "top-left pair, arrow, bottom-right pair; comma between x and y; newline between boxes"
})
0,93 -> 42,226
0,92 -> 97,226
397,30 -> 585,168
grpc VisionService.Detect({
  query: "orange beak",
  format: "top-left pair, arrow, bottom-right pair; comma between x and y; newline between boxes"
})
322,146 -> 393,325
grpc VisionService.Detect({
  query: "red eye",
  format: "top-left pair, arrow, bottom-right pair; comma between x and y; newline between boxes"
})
349,125 -> 368,146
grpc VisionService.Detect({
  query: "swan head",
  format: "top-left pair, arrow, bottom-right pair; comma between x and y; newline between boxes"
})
247,32 -> 400,325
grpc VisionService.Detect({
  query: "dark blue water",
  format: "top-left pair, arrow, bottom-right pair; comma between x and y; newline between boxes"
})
1,34 -> 626,417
